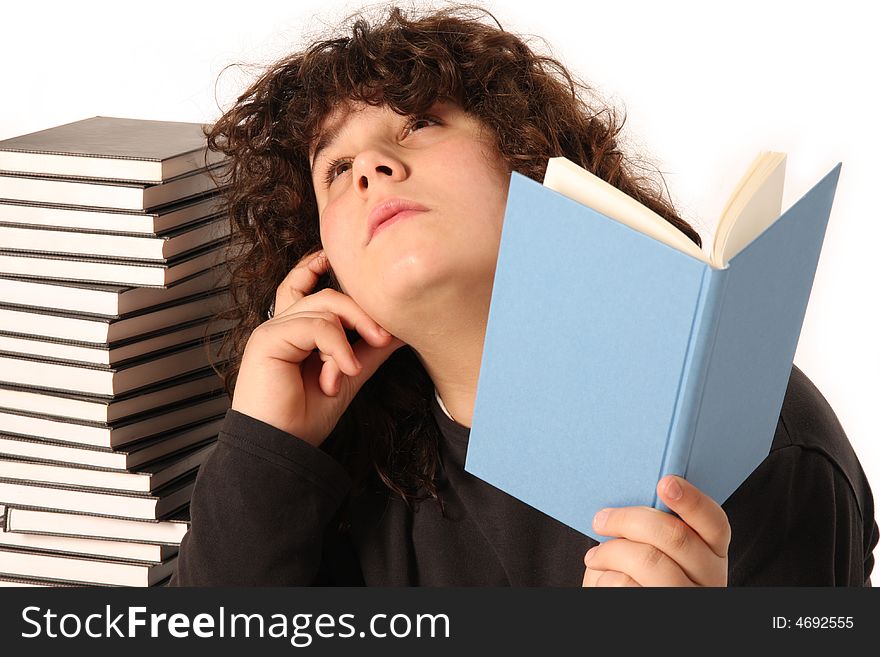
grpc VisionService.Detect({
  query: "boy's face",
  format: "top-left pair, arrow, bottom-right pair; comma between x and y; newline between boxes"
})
309,100 -> 511,325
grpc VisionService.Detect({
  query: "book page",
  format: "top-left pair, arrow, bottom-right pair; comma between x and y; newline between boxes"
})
542,157 -> 707,264
713,152 -> 786,266
542,154 -> 787,269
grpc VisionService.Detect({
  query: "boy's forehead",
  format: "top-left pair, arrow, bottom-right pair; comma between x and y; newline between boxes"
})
319,101 -> 356,129
313,98 -> 454,141
315,101 -> 373,139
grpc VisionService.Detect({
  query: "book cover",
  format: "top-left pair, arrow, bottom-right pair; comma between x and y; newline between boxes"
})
0,116 -> 224,183
465,162 -> 840,540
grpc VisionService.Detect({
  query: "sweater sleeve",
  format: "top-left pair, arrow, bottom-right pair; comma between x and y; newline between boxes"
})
170,409 -> 353,586
724,445 -> 878,586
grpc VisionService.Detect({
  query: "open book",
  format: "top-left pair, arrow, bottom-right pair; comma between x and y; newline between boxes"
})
542,152 -> 787,268
465,153 -> 841,540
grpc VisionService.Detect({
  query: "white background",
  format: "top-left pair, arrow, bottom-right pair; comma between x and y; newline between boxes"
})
2,0 -> 877,584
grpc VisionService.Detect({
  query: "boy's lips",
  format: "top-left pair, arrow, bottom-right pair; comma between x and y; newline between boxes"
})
367,197 -> 429,243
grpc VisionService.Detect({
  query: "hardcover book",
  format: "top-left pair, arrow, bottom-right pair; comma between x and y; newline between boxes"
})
0,470 -> 196,519
0,547 -> 176,586
0,441 -> 216,494
0,530 -> 177,563
0,367 -> 225,423
0,391 -> 228,448
0,236 -> 230,287
0,116 -> 223,182
4,504 -> 191,545
0,288 -> 230,343
0,315 -> 234,365
0,213 -> 229,260
0,193 -> 222,233
465,153 -> 840,540
0,265 -> 228,316
0,165 -> 223,211
0,334 -> 227,397
0,415 -> 223,469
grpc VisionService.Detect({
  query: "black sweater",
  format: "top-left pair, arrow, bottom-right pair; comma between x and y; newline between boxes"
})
171,365 -> 878,586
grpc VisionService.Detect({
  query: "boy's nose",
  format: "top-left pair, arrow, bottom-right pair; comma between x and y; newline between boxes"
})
358,164 -> 393,190
353,148 -> 406,193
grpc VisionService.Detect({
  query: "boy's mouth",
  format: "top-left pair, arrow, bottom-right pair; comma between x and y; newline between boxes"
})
366,197 -> 429,243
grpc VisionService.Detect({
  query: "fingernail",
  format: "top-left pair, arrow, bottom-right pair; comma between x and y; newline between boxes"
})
352,355 -> 363,370
665,477 -> 683,500
376,326 -> 391,337
584,546 -> 598,564
593,509 -> 609,530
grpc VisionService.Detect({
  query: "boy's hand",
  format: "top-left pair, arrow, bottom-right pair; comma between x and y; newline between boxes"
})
232,250 -> 404,448
582,475 -> 730,587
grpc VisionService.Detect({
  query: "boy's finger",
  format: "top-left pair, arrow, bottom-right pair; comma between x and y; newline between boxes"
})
584,537 -> 694,587
592,570 -> 641,588
591,504 -> 719,585
657,475 -> 731,559
276,293 -> 391,348
582,567 -> 604,587
274,249 -> 330,313
584,567 -> 641,588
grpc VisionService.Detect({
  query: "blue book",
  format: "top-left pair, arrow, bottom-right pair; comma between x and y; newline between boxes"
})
465,154 -> 841,540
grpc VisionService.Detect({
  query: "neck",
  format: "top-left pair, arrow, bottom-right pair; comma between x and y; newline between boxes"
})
417,328 -> 485,429
386,287 -> 491,429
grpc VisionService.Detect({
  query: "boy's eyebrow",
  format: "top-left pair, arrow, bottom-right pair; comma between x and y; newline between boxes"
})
310,124 -> 342,170
311,106 -> 357,171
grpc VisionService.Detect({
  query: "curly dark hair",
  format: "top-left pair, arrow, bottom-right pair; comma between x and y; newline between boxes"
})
205,3 -> 702,526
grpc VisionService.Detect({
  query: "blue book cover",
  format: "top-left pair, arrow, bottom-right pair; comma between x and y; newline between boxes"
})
465,161 -> 841,540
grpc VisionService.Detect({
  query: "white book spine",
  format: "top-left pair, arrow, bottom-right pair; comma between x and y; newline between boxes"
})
7,507 -> 189,544
0,549 -> 174,586
0,530 -> 169,562
0,176 -> 143,209
0,479 -> 158,518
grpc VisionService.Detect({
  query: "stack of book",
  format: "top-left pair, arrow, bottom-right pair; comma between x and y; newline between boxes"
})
0,117 -> 233,586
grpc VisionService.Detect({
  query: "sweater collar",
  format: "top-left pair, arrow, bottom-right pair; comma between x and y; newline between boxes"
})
430,388 -> 470,447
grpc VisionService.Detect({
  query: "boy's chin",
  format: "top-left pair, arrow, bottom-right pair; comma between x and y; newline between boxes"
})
381,250 -> 445,289
372,248 -> 489,303
379,272 -> 440,305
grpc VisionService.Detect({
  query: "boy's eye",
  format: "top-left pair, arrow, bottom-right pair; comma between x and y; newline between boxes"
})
324,158 -> 352,185
321,114 -> 440,187
403,115 -> 439,136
